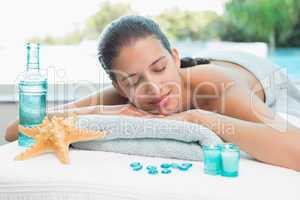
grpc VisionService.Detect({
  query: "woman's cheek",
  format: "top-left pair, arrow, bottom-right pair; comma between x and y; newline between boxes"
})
170,97 -> 181,113
167,86 -> 182,112
132,92 -> 147,108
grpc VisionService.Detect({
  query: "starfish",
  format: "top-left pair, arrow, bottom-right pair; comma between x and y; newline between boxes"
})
15,114 -> 109,164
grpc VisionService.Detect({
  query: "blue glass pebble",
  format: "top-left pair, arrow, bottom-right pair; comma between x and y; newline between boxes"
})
160,163 -> 171,168
130,162 -> 141,168
148,169 -> 159,175
178,163 -> 193,171
132,165 -> 143,171
161,168 -> 172,174
130,162 -> 143,171
171,163 -> 180,169
146,165 -> 157,170
181,163 -> 193,169
178,165 -> 189,171
169,162 -> 193,171
129,162 -> 193,175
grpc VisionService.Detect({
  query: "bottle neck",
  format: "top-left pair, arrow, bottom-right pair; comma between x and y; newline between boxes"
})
26,43 -> 40,71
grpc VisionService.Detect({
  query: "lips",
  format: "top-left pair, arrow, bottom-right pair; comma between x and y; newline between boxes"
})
148,91 -> 171,105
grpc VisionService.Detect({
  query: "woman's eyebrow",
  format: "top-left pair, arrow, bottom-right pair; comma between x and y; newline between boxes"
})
121,73 -> 137,82
149,56 -> 165,68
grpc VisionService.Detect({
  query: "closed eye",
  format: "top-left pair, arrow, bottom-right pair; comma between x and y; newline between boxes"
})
151,57 -> 167,73
153,66 -> 166,72
127,76 -> 141,86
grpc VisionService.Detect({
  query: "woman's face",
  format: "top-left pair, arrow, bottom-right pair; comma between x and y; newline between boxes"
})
112,35 -> 183,115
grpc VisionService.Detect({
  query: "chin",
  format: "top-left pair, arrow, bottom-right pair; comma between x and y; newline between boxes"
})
159,99 -> 181,115
140,95 -> 181,115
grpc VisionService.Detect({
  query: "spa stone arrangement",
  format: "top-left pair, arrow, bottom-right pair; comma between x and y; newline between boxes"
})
129,162 -> 193,175
130,143 -> 240,177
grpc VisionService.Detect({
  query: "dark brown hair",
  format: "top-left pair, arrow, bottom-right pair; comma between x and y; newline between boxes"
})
97,15 -> 210,80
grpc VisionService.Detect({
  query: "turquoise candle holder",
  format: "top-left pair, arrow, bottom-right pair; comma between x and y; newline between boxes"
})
221,143 -> 240,177
202,144 -> 222,175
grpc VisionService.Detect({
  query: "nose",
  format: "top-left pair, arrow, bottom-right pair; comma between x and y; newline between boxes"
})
143,81 -> 160,96
137,74 -> 161,97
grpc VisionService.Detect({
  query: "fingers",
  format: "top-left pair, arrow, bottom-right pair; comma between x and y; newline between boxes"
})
154,114 -> 165,118
120,104 -> 166,118
142,114 -> 165,118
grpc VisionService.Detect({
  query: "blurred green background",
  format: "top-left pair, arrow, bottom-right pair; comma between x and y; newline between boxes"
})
26,0 -> 300,81
28,0 -> 300,50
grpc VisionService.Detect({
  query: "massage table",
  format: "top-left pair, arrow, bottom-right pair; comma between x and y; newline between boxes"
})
0,113 -> 300,200
0,142 -> 299,200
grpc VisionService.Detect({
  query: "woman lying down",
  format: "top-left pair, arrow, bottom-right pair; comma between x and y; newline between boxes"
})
5,15 -> 300,171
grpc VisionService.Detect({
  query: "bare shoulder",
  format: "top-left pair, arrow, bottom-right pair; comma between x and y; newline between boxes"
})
180,64 -> 246,93
180,64 -> 252,112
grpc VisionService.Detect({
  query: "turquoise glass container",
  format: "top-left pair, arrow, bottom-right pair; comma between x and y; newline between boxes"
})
202,144 -> 222,175
18,43 -> 47,147
221,143 -> 240,177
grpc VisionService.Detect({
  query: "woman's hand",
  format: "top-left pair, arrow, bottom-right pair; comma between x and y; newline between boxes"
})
5,118 -> 19,142
102,103 -> 165,118
54,103 -> 165,119
161,109 -> 213,124
162,109 -> 198,123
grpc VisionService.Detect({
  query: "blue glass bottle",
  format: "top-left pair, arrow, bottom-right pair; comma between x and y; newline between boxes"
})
18,43 -> 47,147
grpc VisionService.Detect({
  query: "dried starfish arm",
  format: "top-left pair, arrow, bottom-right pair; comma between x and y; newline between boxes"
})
18,126 -> 40,138
15,143 -> 51,160
69,113 -> 78,126
40,116 -> 51,127
59,113 -> 78,127
14,114 -> 109,164
64,127 -> 108,144
53,140 -> 70,164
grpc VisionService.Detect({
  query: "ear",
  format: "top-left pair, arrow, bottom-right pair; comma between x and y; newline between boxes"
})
112,81 -> 127,98
171,48 -> 180,70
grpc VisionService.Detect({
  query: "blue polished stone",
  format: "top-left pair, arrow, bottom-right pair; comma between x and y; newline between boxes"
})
148,169 -> 159,175
132,165 -> 143,171
160,163 -> 171,169
178,166 -> 189,171
171,163 -> 180,169
146,165 -> 157,170
177,163 -> 193,171
181,163 -> 193,169
130,162 -> 143,171
130,162 -> 141,168
161,168 -> 172,174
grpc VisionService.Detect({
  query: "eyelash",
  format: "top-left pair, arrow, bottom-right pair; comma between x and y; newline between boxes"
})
127,66 -> 166,87
154,66 -> 166,72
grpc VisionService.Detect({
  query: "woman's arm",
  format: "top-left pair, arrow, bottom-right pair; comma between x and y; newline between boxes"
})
5,103 -> 157,142
187,109 -> 300,171
5,105 -> 110,142
5,85 -> 129,142
164,108 -> 300,171
51,85 -> 129,111
224,85 -> 300,170
178,83 -> 300,171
